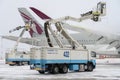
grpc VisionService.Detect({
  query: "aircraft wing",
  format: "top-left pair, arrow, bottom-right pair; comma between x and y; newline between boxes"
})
63,23 -> 120,52
2,35 -> 47,46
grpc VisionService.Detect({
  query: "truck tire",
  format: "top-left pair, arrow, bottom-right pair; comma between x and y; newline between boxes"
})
87,64 -> 93,71
59,65 -> 68,73
52,66 -> 59,74
38,71 -> 45,74
9,64 -> 15,66
18,62 -> 22,66
28,61 -> 30,65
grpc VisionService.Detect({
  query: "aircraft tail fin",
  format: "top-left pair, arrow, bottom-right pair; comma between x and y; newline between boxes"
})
30,7 -> 51,20
18,8 -> 43,37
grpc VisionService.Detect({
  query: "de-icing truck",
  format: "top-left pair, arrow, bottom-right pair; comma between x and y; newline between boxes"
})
30,2 -> 106,74
5,50 -> 30,66
30,47 -> 96,74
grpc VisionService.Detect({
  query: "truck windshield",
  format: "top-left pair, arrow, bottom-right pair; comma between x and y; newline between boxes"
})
91,51 -> 96,57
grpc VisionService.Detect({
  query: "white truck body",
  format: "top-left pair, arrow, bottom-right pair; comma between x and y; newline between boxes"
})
5,50 -> 30,66
30,47 -> 96,74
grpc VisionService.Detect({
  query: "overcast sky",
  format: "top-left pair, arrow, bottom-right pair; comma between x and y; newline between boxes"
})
0,0 -> 120,58
0,0 -> 120,35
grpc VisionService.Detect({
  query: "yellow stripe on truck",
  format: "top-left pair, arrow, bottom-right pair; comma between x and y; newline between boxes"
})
35,68 -> 41,70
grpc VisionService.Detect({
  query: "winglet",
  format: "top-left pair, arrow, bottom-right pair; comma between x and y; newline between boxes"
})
30,7 -> 51,20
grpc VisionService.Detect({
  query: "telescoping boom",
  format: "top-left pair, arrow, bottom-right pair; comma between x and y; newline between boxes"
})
48,2 -> 106,23
30,2 -> 106,74
44,1 -> 106,48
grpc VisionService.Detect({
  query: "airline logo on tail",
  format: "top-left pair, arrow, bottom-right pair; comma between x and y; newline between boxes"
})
30,7 -> 51,20
18,8 -> 43,37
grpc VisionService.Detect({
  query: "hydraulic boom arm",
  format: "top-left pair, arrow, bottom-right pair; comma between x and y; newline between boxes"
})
9,20 -> 33,51
48,2 -> 106,23
44,2 -> 106,49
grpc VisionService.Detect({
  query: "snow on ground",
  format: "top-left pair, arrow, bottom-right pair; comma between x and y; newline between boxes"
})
0,59 -> 120,80
96,58 -> 120,64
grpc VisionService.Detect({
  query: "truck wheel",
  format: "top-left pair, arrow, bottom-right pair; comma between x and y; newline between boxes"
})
18,62 -> 22,66
52,66 -> 59,74
60,65 -> 68,73
28,62 -> 30,65
87,64 -> 93,71
9,64 -> 15,66
38,71 -> 45,74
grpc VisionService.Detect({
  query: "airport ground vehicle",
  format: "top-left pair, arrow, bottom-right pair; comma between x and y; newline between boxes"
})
5,23 -> 31,66
30,21 -> 96,74
30,47 -> 96,74
29,2 -> 105,74
5,50 -> 30,66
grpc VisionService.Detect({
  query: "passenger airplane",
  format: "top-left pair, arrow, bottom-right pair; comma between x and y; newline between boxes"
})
2,7 -> 120,54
